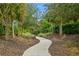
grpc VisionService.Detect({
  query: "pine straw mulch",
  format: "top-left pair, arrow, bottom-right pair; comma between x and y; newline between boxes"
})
0,36 -> 39,56
48,34 -> 79,56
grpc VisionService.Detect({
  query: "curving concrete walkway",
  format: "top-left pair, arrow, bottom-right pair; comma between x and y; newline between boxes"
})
23,36 -> 52,56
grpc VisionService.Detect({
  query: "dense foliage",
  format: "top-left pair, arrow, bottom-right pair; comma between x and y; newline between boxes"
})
44,3 -> 79,35
55,22 -> 79,34
0,3 -> 79,39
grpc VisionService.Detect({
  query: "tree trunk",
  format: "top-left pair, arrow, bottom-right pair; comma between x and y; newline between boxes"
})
59,20 -> 63,36
12,21 -> 15,38
5,25 -> 9,40
21,26 -> 23,36
50,23 -> 55,35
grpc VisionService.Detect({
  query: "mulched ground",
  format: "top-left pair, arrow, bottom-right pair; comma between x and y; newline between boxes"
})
0,36 -> 39,56
48,34 -> 79,56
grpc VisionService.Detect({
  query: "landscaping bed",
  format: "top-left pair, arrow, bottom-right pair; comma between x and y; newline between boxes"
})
48,34 -> 79,56
0,36 -> 39,56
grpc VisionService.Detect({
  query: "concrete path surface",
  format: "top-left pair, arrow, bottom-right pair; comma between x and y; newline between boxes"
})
23,36 -> 52,56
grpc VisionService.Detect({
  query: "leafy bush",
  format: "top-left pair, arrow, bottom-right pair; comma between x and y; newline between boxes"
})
38,32 -> 52,37
38,33 -> 46,37
22,32 -> 35,38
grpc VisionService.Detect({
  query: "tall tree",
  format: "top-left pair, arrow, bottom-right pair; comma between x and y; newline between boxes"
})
0,3 -> 27,39
23,4 -> 38,33
45,3 -> 79,35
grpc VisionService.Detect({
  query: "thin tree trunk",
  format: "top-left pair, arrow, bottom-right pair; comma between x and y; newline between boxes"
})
21,26 -> 23,36
5,25 -> 9,40
12,21 -> 15,38
59,20 -> 63,36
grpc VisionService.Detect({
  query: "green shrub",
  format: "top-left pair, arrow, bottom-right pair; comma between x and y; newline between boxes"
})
38,32 -> 52,37
22,32 -> 35,38
38,33 -> 46,37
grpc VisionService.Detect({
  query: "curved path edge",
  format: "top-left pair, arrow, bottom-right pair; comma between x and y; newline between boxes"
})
23,36 -> 52,56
